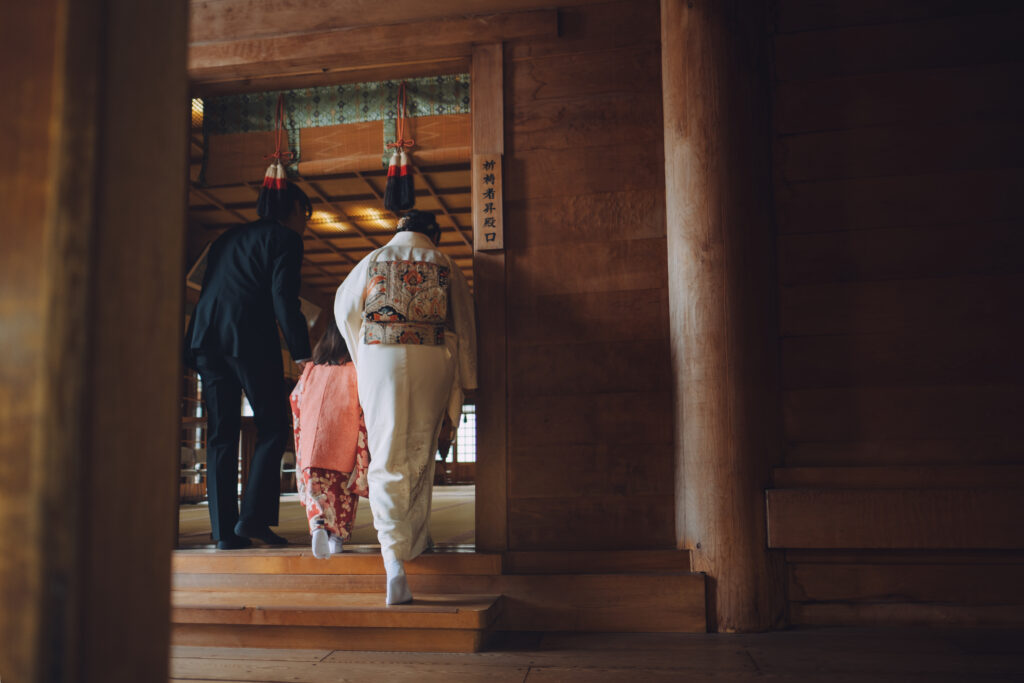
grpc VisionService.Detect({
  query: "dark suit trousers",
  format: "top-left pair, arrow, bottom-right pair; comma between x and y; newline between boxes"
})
195,353 -> 289,540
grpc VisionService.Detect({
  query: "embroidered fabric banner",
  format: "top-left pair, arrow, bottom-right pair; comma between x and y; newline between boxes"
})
201,74 -> 470,184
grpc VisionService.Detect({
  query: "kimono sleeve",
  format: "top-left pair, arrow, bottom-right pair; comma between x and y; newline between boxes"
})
334,255 -> 372,367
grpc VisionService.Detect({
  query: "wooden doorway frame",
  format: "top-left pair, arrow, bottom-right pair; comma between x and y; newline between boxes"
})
184,43 -> 515,554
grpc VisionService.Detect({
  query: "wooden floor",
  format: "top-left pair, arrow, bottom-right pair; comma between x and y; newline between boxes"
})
178,485 -> 476,548
170,627 -> 1024,682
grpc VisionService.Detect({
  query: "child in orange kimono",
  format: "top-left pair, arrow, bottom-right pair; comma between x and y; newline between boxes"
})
289,321 -> 370,559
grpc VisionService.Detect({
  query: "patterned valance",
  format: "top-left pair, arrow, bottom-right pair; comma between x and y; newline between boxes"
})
200,74 -> 470,184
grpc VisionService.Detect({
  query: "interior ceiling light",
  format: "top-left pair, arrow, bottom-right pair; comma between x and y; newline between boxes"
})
310,209 -> 348,232
353,205 -> 396,231
190,98 -> 203,128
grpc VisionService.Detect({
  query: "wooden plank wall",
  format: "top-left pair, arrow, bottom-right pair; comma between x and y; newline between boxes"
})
504,0 -> 675,550
768,0 -> 1024,625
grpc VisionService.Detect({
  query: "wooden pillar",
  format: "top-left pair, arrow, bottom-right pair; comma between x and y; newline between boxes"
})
0,0 -> 187,680
472,43 -> 509,552
660,0 -> 785,632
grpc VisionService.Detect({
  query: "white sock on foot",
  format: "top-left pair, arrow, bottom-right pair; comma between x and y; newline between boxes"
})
311,528 -> 331,559
328,534 -> 344,554
384,558 -> 412,605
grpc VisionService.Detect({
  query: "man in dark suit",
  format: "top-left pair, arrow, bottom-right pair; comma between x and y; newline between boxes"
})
186,182 -> 313,549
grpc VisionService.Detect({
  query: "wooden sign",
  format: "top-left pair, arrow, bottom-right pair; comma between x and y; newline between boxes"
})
472,153 -> 503,251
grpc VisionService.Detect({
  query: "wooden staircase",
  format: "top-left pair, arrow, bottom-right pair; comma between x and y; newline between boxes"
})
172,548 -> 706,653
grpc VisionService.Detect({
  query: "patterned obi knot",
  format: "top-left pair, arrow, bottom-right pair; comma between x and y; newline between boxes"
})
362,259 -> 449,345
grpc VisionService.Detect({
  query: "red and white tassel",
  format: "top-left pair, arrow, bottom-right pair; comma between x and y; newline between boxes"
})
257,160 -> 289,218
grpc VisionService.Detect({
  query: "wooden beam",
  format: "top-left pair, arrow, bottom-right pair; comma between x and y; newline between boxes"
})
188,10 -> 557,85
293,177 -> 385,249
766,488 -> 1024,549
472,43 -> 508,553
192,57 -> 470,97
188,0 -> 592,44
413,164 -> 474,249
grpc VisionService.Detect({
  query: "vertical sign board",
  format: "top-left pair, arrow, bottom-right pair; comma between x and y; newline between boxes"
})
472,153 -> 504,251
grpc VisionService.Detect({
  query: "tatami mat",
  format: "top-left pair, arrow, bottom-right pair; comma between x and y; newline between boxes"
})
178,485 -> 475,549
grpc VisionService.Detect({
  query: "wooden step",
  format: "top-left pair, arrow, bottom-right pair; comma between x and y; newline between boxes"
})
172,547 -> 502,576
171,591 -> 502,653
171,549 -> 709,640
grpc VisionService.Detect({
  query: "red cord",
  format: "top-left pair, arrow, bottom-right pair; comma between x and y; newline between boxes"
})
386,81 -> 416,151
265,94 -> 295,162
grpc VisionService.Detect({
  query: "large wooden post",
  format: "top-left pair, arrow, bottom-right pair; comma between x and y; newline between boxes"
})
0,0 -> 187,680
472,43 -> 509,552
660,0 -> 785,632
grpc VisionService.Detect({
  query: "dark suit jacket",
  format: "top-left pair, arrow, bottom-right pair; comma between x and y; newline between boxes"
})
186,219 -> 311,366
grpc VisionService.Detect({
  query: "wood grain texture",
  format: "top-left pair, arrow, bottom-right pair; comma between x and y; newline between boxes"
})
776,0 -> 1021,33
781,329 -> 1024,390
509,392 -> 673,447
504,550 -> 690,574
790,603 -> 1024,627
774,63 -> 1024,135
509,444 -> 675,498
504,189 -> 666,249
173,623 -> 487,654
510,495 -> 675,550
0,2 -> 59,680
508,339 -> 671,397
509,46 -> 662,104
778,119 -> 1024,183
507,237 -> 668,295
188,0 -> 598,44
776,168 -> 1024,235
780,275 -> 1024,337
507,0 -> 661,61
472,43 -> 508,553
774,10 -> 1024,81
778,221 -> 1024,286
784,385 -> 1024,442
786,437 -> 1024,467
1,1 -> 188,681
788,562 -> 1024,604
662,0 -> 785,631
766,488 -> 1024,549
773,466 -> 1024,489
189,10 -> 556,84
508,288 -> 668,345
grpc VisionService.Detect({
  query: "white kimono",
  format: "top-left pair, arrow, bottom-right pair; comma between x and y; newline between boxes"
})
334,231 -> 477,564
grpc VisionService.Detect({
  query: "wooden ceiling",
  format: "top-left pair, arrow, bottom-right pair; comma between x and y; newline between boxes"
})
187,128 -> 473,298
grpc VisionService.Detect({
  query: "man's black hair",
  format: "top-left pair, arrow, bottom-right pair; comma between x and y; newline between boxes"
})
258,181 -> 313,221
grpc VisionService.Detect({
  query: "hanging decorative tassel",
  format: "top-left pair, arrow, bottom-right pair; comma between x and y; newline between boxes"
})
383,82 -> 416,213
257,94 -> 295,219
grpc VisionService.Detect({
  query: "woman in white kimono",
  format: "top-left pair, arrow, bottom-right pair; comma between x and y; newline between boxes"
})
334,210 -> 477,604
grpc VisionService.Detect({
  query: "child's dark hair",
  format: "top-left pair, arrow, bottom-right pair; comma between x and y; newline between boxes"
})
311,320 -> 350,366
258,181 -> 313,221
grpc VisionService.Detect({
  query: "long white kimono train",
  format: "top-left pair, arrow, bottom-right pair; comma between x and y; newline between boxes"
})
334,231 -> 477,564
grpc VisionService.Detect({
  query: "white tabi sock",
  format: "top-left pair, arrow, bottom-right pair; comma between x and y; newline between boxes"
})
328,533 -> 344,554
311,528 -> 331,559
384,558 -> 413,605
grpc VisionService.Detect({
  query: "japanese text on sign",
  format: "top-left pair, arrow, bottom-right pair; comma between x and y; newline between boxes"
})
472,153 -> 503,251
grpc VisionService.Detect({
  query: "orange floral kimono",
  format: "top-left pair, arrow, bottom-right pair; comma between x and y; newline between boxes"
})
289,362 -> 370,539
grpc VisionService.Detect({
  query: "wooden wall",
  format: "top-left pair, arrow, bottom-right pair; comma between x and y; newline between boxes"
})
503,0 -> 675,550
766,0 -> 1024,625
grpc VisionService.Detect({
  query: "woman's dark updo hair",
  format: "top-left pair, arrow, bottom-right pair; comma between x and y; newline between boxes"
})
396,209 -> 440,236
311,319 -> 350,366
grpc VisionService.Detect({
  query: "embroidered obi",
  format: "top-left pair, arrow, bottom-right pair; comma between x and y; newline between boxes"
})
362,259 -> 450,345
